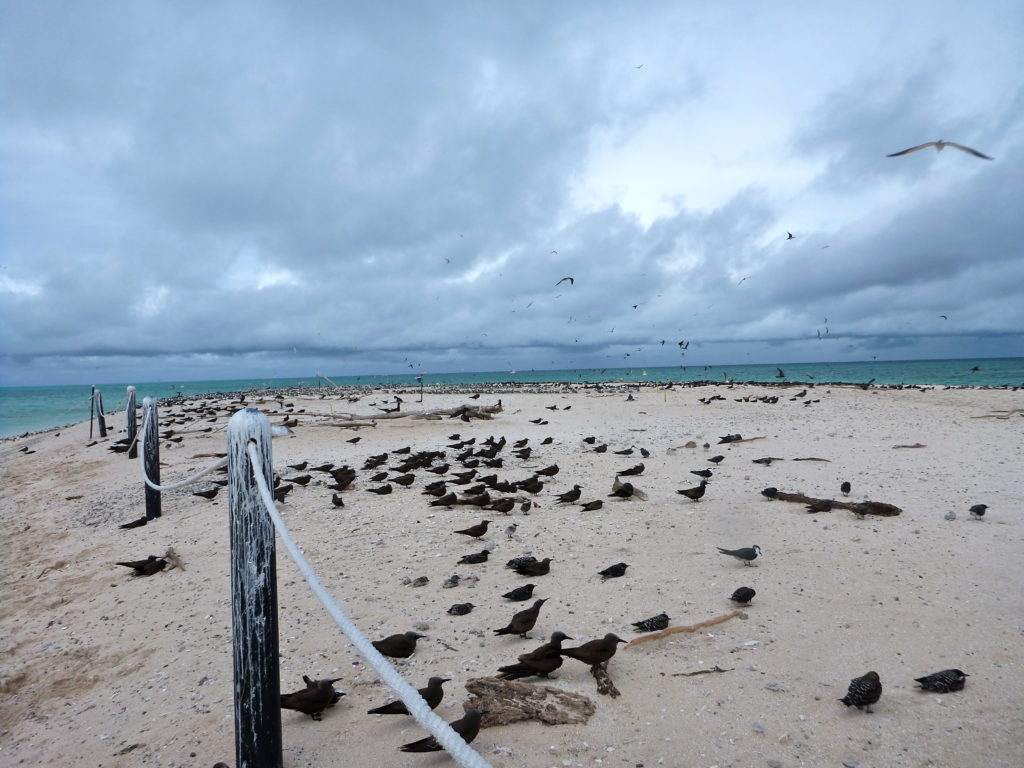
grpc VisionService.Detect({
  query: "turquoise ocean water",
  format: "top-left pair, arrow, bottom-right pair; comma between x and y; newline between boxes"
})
1,357 -> 1021,440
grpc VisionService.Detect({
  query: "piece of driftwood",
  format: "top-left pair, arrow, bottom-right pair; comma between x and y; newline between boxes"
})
321,403 -> 502,424
316,420 -> 379,429
770,490 -> 902,516
592,663 -> 620,697
627,610 -> 743,647
971,409 -> 1024,419
464,677 -> 596,726
792,457 -> 831,462
892,443 -> 926,449
671,665 -> 733,677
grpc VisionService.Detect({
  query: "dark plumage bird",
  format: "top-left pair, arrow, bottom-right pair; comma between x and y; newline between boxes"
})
592,443 -> 608,453
310,463 -> 335,472
331,493 -> 345,508
494,598 -> 548,637
806,500 -> 833,513
193,487 -> 219,500
457,491 -> 491,507
488,497 -> 516,514
617,463 -> 645,476
609,481 -> 635,499
560,633 -> 628,666
841,481 -> 851,496
117,555 -> 167,576
369,471 -> 389,482
579,500 -> 604,511
497,631 -> 571,680
286,474 -> 312,485
632,612 -> 670,632
690,469 -> 713,478
506,555 -> 537,570
776,367 -> 785,378
446,603 -> 475,616
677,480 -> 707,501
391,473 -> 416,487
708,455 -> 725,464
280,676 -> 345,720
969,503 -> 988,519
555,276 -> 574,286
761,487 -> 778,499
425,463 -> 450,475
459,550 -> 490,565
599,562 -> 629,580
514,557 -> 552,577
613,447 -> 634,456
399,709 -> 485,752
367,484 -> 393,495
503,584 -> 536,601
429,492 -> 458,507
372,631 -> 425,658
118,517 -> 148,529
582,436 -> 597,444
839,671 -> 882,713
518,477 -> 544,494
886,139 -> 992,159
346,436 -> 361,444
454,520 -> 491,538
535,464 -> 560,477
555,485 -> 582,504
273,483 -> 293,503
368,676 -> 449,715
716,545 -> 761,565
915,669 -> 968,693
286,461 -> 308,470
730,586 -> 756,605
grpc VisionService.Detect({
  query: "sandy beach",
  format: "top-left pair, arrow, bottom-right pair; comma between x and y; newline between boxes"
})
1,382 -> 1022,768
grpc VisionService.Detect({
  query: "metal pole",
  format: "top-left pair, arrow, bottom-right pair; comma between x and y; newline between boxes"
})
126,386 -> 138,459
142,397 -> 161,520
227,408 -> 282,768
95,389 -> 108,437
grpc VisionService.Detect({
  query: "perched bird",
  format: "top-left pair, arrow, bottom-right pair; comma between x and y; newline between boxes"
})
677,480 -> 708,501
886,140 -> 992,160
280,675 -> 345,720
447,603 -> 475,616
579,500 -> 604,511
690,468 -> 713,479
459,550 -> 490,565
193,487 -> 219,500
505,522 -> 518,538
582,436 -> 597,444
494,598 -> 548,637
851,502 -> 870,519
632,612 -> 670,632
273,483 -> 293,503
716,545 -> 761,566
117,555 -> 167,576
598,562 -> 629,580
286,474 -> 312,486
497,631 -> 571,680
609,481 -> 635,499
454,520 -> 491,538
390,473 -> 416,487
490,497 -> 516,514
506,555 -> 537,570
346,436 -> 361,444
555,485 -> 582,504
914,669 -> 968,693
287,461 -> 308,470
367,484 -> 393,495
399,709 -> 485,752
331,493 -> 345,508
839,671 -> 882,713
592,443 -> 608,453
560,633 -> 628,666
372,631 -> 425,659
503,584 -> 536,601
730,586 -> 756,605
429,492 -> 458,507
514,557 -> 552,577
708,455 -> 725,464
969,504 -> 988,520
806,500 -> 833,513
840,481 -> 851,496
368,676 -> 449,715
613,447 -> 634,456
761,487 -> 778,499
535,464 -> 560,477
617,463 -> 645,476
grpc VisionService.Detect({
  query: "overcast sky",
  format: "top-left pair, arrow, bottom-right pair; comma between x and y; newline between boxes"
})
2,1 -> 1022,386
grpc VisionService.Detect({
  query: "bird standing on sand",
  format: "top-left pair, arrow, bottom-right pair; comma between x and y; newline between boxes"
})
886,140 -> 992,160
555,485 -> 582,504
459,550 -> 490,565
368,676 -> 449,715
494,598 -> 548,638
717,545 -> 761,566
513,557 -> 552,577
497,631 -> 571,679
579,499 -> 604,511
331,493 -> 345,508
632,612 -> 670,632
454,520 -> 491,538
617,463 -> 645,476
447,602 -> 474,616
503,584 -> 536,601
730,586 -> 756,605
280,676 -> 345,720
841,481 -> 851,496
677,480 -> 708,501
560,633 -> 628,666
399,709 -> 486,752
117,555 -> 167,576
969,504 -> 988,520
599,562 -> 629,580
372,631 -> 424,658
193,487 -> 219,500
915,669 -> 968,693
839,671 -> 882,713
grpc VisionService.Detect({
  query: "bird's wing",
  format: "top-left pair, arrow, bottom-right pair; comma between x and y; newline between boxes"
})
946,142 -> 992,159
886,142 -> 937,157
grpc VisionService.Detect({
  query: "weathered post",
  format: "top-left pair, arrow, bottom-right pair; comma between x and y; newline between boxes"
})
227,409 -> 282,768
125,386 -> 138,459
95,388 -> 108,437
89,386 -> 96,439
142,397 -> 161,520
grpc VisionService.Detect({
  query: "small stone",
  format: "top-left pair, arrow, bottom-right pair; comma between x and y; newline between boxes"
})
764,682 -> 783,692
752,721 -> 765,733
842,761 -> 860,768
410,576 -> 429,587
767,761 -> 783,768
413,621 -> 430,631
944,511 -> 956,521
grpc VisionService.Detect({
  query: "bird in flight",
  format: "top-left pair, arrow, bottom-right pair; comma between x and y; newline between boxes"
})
886,140 -> 992,160
634,64 -> 644,69
737,276 -> 749,285
555,276 -> 574,286
939,314 -> 948,320
550,250 -> 558,254
786,232 -> 795,240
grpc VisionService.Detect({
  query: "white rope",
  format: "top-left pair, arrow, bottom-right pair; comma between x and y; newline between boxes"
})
246,442 -> 493,768
137,411 -> 228,491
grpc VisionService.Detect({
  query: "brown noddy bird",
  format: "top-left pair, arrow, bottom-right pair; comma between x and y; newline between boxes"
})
554,485 -> 582,504
598,562 -> 628,580
285,474 -> 312,485
579,500 -> 604,511
117,555 -> 167,576
399,709 -> 486,752
430,492 -> 458,507
280,675 -> 345,720
372,631 -> 425,658
390,473 -> 416,487
286,461 -> 308,470
559,633 -> 627,666
840,481 -> 851,496
494,598 -> 548,638
513,557 -> 552,577
193,487 -> 219,500
454,520 -> 491,538
497,631 -> 571,679
616,463 -> 645,476
488,497 -> 516,514
367,484 -> 393,495
458,550 -> 490,565
677,480 -> 707,501
535,464 -> 560,477
502,583 -> 536,601
331,493 -> 345,508
367,676 -> 449,715
609,481 -> 635,499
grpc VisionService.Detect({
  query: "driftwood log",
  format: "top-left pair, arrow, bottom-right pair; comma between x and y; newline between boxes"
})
627,610 -> 743,647
464,677 -> 596,727
319,403 -> 502,425
592,663 -> 620,697
768,490 -> 902,516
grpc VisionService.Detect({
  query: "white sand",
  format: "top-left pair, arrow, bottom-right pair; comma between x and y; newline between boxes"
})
2,383 -> 1022,768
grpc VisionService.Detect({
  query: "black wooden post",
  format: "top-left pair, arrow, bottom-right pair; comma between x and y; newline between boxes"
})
126,386 -> 138,459
95,388 -> 108,437
142,397 -> 161,520
227,408 -> 282,768
89,386 -> 96,439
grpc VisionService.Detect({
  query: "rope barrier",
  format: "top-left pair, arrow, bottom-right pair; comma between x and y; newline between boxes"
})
245,442 -> 493,768
137,413 -> 228,491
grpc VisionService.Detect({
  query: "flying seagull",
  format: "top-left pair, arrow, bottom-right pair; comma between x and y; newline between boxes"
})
786,232 -> 795,240
555,276 -> 574,286
886,140 -> 992,160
